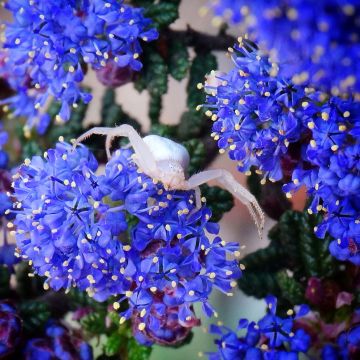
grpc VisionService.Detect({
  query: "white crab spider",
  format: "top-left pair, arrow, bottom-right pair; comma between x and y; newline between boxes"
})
73,124 -> 265,238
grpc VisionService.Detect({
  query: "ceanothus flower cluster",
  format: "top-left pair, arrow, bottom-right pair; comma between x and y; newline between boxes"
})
206,0 -> 360,93
24,322 -> 93,360
12,141 -> 242,346
284,98 -> 360,265
322,325 -> 360,359
207,295 -> 311,360
2,0 -> 158,130
205,39 -> 360,265
204,39 -> 308,182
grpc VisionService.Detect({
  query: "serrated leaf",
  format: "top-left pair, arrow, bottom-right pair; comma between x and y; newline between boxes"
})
176,110 -> 205,140
183,139 -> 206,176
247,173 -> 291,220
127,338 -> 152,360
276,271 -> 305,305
19,300 -> 50,333
144,2 -> 179,29
149,124 -> 177,138
200,184 -> 234,222
238,271 -> 281,299
169,40 -> 190,81
104,333 -> 122,357
187,53 -> 217,110
269,211 -> 336,279
149,94 -> 162,124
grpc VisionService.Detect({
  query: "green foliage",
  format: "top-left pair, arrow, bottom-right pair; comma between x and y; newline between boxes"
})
142,1 -> 180,29
276,271 -> 305,305
15,262 -> 45,298
19,300 -> 50,333
149,94 -> 162,124
127,338 -> 152,360
104,332 -> 123,357
238,271 -> 281,299
47,100 -> 88,143
149,123 -> 177,138
81,311 -> 108,336
270,211 -> 336,279
168,40 -> 190,81
247,173 -> 291,220
183,139 -> 206,176
0,267 -> 11,298
200,184 -> 234,222
187,52 -> 217,110
239,210 -> 336,307
176,110 -> 205,140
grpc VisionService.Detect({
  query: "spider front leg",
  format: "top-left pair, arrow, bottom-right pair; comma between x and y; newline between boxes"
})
186,169 -> 265,240
73,125 -> 158,175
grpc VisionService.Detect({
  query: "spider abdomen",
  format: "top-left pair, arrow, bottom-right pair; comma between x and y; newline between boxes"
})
143,135 -> 190,170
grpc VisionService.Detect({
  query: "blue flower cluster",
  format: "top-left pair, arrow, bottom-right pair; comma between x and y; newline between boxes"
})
207,0 -> 360,93
2,0 -> 158,129
0,302 -> 22,358
25,322 -> 93,360
204,39 -> 307,182
284,99 -> 360,265
0,126 -> 19,268
12,141 -> 242,345
322,325 -> 360,360
207,295 -> 311,360
205,39 -> 360,265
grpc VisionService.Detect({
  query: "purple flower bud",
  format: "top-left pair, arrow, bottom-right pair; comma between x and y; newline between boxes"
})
96,61 -> 134,88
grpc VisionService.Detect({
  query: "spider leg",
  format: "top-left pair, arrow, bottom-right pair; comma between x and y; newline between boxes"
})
194,186 -> 202,209
74,125 -> 157,174
187,169 -> 265,239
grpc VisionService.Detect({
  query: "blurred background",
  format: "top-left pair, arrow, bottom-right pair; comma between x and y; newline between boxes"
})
0,1 -> 306,358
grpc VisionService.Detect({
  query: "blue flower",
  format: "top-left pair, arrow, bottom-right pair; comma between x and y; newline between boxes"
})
207,0 -> 360,93
2,0 -> 158,129
322,324 -> 360,360
284,98 -> 360,264
24,322 -> 93,360
207,296 -> 311,360
13,141 -> 132,301
13,142 -> 243,346
204,39 -> 307,182
0,302 -> 22,358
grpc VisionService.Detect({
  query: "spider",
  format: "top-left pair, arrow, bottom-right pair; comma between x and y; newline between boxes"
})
73,124 -> 265,238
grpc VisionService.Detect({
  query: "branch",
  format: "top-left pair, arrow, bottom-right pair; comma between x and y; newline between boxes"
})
165,26 -> 237,52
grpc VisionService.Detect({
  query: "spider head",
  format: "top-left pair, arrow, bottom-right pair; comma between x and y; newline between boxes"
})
156,160 -> 187,190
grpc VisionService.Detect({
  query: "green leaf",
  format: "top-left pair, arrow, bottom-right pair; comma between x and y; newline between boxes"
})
200,184 -> 234,222
247,173 -> 291,221
187,52 -> 217,110
183,139 -> 206,176
127,338 -> 152,360
0,267 -> 11,298
144,2 -> 180,29
269,211 -> 336,278
238,271 -> 281,299
149,94 -> 162,124
19,300 -> 50,333
168,40 -> 190,81
81,311 -> 108,335
135,47 -> 168,97
21,140 -> 43,158
149,123 -> 178,138
104,332 -> 122,357
15,263 -> 45,298
276,271 -> 305,305
176,110 -> 205,140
